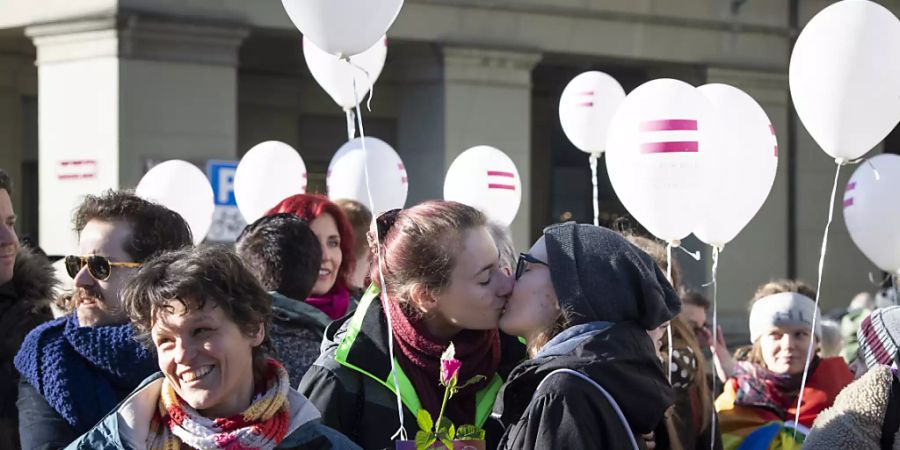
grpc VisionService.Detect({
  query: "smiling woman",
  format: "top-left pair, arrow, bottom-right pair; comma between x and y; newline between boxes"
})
63,245 -> 361,450
714,280 -> 854,450
267,194 -> 356,320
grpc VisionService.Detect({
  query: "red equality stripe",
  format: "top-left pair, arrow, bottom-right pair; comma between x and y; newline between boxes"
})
639,119 -> 697,132
843,198 -> 854,208
846,182 -> 856,191
487,171 -> 515,178
640,141 -> 699,154
488,184 -> 516,190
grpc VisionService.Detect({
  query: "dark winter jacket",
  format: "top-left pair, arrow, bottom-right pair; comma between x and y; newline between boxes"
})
494,321 -> 674,450
299,286 -> 526,450
270,292 -> 332,387
64,372 -> 361,450
0,248 -> 56,450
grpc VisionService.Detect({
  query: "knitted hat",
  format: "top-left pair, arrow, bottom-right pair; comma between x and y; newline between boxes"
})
748,292 -> 821,342
856,305 -> 900,369
543,222 -> 681,329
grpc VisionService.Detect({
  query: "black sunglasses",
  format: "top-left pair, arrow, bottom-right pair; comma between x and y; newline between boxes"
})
515,252 -> 549,280
65,255 -> 141,281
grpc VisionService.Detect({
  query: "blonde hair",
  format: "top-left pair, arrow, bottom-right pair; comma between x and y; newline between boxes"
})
527,308 -> 572,358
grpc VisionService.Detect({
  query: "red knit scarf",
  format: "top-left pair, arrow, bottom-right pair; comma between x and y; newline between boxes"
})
382,295 -> 501,425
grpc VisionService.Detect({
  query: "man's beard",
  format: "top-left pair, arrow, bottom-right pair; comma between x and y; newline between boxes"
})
73,286 -> 124,327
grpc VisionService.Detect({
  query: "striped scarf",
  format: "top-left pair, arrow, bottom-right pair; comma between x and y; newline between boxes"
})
147,359 -> 290,450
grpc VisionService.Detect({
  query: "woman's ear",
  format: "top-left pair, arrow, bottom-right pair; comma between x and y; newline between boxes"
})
250,322 -> 265,347
408,283 -> 438,314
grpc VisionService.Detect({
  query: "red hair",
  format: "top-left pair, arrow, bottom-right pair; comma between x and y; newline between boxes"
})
267,194 -> 355,292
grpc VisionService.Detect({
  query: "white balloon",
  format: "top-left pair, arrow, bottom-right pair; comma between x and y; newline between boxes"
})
790,0 -> 900,162
234,141 -> 307,223
304,36 -> 387,110
136,160 -> 214,245
281,0 -> 403,58
559,71 -> 626,155
327,137 -> 407,215
444,146 -> 522,226
843,154 -> 900,273
694,84 -> 779,248
605,79 -> 719,242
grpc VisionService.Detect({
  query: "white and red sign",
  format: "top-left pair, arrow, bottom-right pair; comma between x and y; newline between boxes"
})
56,160 -> 98,181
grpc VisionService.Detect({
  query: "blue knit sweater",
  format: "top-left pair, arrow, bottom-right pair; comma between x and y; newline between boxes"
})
13,314 -> 157,433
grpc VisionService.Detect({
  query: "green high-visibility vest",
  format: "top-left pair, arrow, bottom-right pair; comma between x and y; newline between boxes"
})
334,285 -> 502,428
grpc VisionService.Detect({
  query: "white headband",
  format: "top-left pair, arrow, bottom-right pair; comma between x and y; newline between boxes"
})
749,292 -> 821,342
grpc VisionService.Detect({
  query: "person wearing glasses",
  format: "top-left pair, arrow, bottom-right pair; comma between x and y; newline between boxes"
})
0,169 -> 58,450
65,245 -> 361,449
494,222 -> 680,450
299,201 -> 525,449
14,190 -> 192,450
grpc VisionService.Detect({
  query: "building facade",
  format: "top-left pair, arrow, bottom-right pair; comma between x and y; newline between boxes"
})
0,0 -> 894,342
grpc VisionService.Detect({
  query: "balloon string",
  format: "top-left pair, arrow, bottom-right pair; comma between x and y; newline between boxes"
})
351,71 -> 407,440
345,109 -> 356,141
345,57 -> 376,112
666,242 -> 674,385
589,154 -> 600,227
710,246 -> 720,450
677,244 -> 702,261
794,161 -> 843,434
867,158 -> 881,181
894,273 -> 899,307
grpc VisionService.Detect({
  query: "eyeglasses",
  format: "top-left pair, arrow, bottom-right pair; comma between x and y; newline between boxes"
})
65,255 -> 141,281
515,252 -> 549,280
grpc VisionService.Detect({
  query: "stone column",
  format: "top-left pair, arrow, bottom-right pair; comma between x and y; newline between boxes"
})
27,14 -> 247,254
396,45 -> 541,248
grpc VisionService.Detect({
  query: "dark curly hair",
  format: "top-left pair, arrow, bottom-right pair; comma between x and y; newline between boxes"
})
73,190 -> 192,262
122,245 -> 274,378
235,213 -> 322,301
0,168 -> 12,196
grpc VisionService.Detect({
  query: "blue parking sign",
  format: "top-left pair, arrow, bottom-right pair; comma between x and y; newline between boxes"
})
207,160 -> 238,206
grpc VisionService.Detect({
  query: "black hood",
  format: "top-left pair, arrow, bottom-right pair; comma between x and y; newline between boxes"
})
495,321 -> 673,435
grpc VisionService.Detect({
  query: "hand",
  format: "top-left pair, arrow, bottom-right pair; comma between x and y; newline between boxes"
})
643,432 -> 656,450
705,325 -> 727,354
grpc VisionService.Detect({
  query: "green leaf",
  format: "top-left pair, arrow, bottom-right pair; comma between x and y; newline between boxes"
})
415,430 -> 437,450
448,423 -> 456,440
436,416 -> 454,435
416,409 -> 434,432
456,375 -> 486,390
456,424 -> 486,440
441,438 -> 454,450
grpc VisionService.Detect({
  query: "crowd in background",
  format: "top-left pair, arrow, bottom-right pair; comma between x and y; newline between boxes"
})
0,166 -> 898,450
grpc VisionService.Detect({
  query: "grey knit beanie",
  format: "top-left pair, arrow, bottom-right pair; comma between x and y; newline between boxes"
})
543,222 -> 681,329
857,305 -> 900,369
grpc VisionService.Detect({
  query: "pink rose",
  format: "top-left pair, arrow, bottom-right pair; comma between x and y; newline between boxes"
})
440,358 -> 461,386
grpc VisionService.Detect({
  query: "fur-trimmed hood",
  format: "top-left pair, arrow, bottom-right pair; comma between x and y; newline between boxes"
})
10,246 -> 58,311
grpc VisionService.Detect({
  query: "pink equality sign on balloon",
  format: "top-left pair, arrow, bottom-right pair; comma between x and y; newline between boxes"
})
487,170 -> 516,191
638,119 -> 700,154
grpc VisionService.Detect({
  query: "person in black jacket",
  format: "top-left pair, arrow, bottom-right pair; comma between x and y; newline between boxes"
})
0,169 -> 58,450
235,213 -> 329,387
495,222 -> 680,450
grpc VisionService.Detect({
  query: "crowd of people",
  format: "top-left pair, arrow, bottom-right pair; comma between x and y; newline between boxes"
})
0,166 -> 897,450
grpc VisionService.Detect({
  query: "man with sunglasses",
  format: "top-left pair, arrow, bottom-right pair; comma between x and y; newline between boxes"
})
14,190 -> 192,450
0,169 -> 58,450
